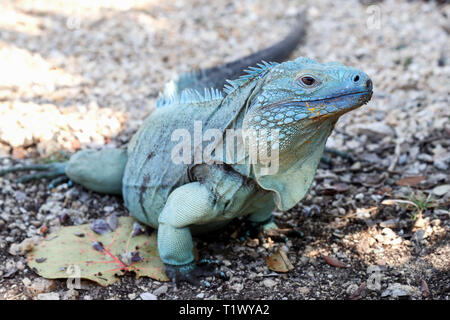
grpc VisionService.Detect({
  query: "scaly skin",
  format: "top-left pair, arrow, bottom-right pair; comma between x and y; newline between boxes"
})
0,20 -> 373,285
122,57 -> 372,284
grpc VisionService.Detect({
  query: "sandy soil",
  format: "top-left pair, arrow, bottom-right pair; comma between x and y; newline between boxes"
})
0,0 -> 448,300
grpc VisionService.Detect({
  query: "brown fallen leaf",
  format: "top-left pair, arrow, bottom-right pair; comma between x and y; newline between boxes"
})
264,228 -> 293,237
349,282 -> 366,300
323,256 -> 348,268
395,176 -> 425,186
266,249 -> 294,273
421,279 -> 431,298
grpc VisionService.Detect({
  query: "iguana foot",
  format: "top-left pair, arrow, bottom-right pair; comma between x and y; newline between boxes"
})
0,162 -> 68,186
241,216 -> 279,240
164,259 -> 227,287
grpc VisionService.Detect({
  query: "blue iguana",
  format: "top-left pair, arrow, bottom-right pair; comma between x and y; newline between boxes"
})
0,17 -> 373,285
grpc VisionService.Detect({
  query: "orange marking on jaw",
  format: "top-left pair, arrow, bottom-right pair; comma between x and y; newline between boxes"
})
305,102 -> 316,113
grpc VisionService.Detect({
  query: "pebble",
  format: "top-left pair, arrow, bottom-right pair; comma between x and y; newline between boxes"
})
355,193 -> 364,200
381,283 -> 418,298
140,292 -> 157,300
231,283 -> 244,292
353,122 -> 395,138
62,289 -> 79,300
432,185 -> 450,197
433,159 -> 448,171
196,293 -> 205,299
380,219 -> 398,228
25,278 -> 57,298
346,284 -> 359,295
8,237 -> 36,256
153,285 -> 168,296
22,277 -> 31,286
263,279 -> 277,288
296,286 -> 310,295
36,292 -> 60,300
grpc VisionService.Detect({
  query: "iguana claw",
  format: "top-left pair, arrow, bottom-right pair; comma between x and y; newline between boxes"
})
164,259 -> 227,287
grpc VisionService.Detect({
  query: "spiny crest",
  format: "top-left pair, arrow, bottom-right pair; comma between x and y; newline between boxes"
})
156,87 -> 223,108
278,57 -> 320,71
223,61 -> 279,95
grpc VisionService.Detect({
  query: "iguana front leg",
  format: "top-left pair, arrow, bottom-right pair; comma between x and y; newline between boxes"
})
158,182 -> 226,286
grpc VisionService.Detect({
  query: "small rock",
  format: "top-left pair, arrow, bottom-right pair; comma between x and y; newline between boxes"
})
263,279 -> 277,288
355,193 -> 364,200
22,277 -> 32,286
140,292 -> 157,300
16,260 -> 25,270
346,284 -> 359,295
8,237 -> 36,256
412,229 -> 425,243
299,256 -> 309,265
25,278 -> 57,297
432,184 -> 450,197
153,285 -> 168,296
296,286 -> 310,295
223,260 -> 231,267
380,219 -> 397,228
231,283 -> 244,292
36,292 -> 60,300
62,289 -> 79,300
381,227 -> 396,238
433,159 -> 448,171
354,122 -> 395,137
91,219 -> 110,234
381,283 -> 418,298
196,293 -> 205,299
431,219 -> 441,227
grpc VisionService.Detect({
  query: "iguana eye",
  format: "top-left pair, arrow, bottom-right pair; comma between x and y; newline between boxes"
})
298,75 -> 320,88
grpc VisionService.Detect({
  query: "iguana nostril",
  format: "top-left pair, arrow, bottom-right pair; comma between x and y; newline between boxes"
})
366,79 -> 372,89
353,74 -> 360,82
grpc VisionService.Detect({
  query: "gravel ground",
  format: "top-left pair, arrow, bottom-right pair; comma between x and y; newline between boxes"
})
0,0 -> 449,300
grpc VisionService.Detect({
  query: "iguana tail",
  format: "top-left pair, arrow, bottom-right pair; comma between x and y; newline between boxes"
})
161,11 -> 307,98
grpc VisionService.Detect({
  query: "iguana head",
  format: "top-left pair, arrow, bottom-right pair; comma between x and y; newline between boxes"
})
236,57 -> 373,211
243,57 -> 373,153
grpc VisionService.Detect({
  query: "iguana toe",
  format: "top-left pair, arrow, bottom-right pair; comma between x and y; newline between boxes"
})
241,216 -> 279,240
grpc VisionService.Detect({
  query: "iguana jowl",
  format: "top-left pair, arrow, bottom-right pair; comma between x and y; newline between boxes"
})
0,18 -> 373,285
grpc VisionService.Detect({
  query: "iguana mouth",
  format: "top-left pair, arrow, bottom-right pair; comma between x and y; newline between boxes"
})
301,90 -> 373,103
256,89 -> 372,122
